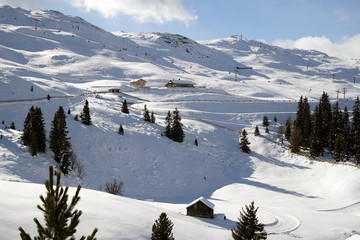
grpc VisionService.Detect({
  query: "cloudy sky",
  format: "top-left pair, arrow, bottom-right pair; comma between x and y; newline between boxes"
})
1,0 -> 359,58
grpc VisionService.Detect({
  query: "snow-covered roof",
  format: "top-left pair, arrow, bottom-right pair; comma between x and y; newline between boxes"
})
186,197 -> 215,209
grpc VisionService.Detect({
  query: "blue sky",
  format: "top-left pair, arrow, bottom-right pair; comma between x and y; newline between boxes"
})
1,0 -> 360,58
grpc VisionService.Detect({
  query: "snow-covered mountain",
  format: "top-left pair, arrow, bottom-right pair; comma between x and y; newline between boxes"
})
1,5 -> 360,240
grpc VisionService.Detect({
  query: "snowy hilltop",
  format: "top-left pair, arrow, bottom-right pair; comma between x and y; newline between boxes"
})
1,5 -> 360,240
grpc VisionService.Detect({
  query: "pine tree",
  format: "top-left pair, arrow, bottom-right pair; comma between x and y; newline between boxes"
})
240,129 -> 251,154
194,137 -> 198,146
10,121 -> 16,130
171,108 -> 184,143
143,104 -> 151,122
319,92 -> 332,149
151,212 -> 175,240
352,97 -> 360,156
118,124 -> 124,135
341,106 -> 351,160
309,106 -> 324,157
355,149 -> 360,165
23,107 -> 46,155
289,124 -> 301,153
329,101 -> 342,151
262,115 -> 269,133
164,111 -> 172,139
273,115 -> 277,122
333,134 -> 345,162
23,106 -> 35,146
285,116 -> 292,140
50,106 -> 74,174
121,100 -> 129,114
254,125 -> 260,136
80,100 -> 92,125
150,111 -> 156,123
19,165 -> 98,240
301,97 -> 311,149
231,201 -> 267,240
33,107 -> 46,153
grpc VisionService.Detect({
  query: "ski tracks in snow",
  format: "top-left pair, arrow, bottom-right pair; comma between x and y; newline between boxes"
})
262,207 -> 302,238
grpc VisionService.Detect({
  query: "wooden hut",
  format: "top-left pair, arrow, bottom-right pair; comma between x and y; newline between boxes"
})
130,78 -> 146,88
108,88 -> 120,93
186,197 -> 214,218
165,80 -> 194,88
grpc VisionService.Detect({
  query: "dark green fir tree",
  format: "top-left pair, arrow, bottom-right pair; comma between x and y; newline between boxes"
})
143,104 -> 151,122
240,129 -> 251,154
151,212 -> 175,240
262,115 -> 269,133
285,116 -> 292,140
118,124 -> 124,135
254,125 -> 260,136
352,96 -> 360,155
49,106 -> 74,175
10,121 -> 15,130
121,100 -> 129,114
150,111 -> 156,123
171,108 -> 184,143
164,111 -> 172,139
19,165 -> 98,240
80,100 -> 92,125
309,106 -> 324,158
231,201 -> 267,240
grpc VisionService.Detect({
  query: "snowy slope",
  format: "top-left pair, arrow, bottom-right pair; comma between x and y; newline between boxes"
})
1,5 -> 360,240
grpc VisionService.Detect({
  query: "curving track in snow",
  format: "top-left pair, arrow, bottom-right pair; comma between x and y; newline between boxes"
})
261,207 -> 301,238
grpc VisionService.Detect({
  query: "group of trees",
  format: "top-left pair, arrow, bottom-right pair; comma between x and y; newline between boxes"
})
164,108 -> 184,143
151,201 -> 267,240
22,100 -> 92,174
288,94 -> 360,163
143,104 -> 156,123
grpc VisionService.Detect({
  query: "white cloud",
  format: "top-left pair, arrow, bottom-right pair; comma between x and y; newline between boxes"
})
273,34 -> 360,59
70,0 -> 197,26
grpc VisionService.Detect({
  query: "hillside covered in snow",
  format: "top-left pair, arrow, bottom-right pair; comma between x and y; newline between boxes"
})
1,5 -> 360,240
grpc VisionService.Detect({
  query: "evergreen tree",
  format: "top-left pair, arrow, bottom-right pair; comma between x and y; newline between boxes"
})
121,100 -> 129,114
273,115 -> 277,122
22,106 -> 46,155
231,201 -> 267,240
80,100 -> 92,125
289,124 -> 301,153
33,107 -> 47,153
295,96 -> 304,129
171,108 -> 184,143
150,111 -> 156,123
352,97 -> 360,155
240,129 -> 251,154
143,104 -> 151,122
194,137 -> 198,146
19,165 -> 98,240
341,106 -> 351,160
151,212 -> 174,240
309,106 -> 324,157
319,92 -> 332,149
23,106 -> 35,146
67,108 -> 71,115
47,94 -> 51,101
10,121 -> 15,130
50,106 -> 74,174
333,134 -> 345,162
254,125 -> 260,136
285,116 -> 292,140
262,115 -> 269,133
329,101 -> 342,151
355,149 -> 360,165
118,124 -> 124,135
164,111 -> 172,139
301,97 -> 312,149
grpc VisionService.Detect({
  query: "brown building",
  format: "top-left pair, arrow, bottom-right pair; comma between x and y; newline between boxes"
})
186,197 -> 214,218
165,80 -> 194,88
130,78 -> 146,88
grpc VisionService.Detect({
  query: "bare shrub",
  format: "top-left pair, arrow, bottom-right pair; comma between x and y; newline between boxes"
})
103,179 -> 124,196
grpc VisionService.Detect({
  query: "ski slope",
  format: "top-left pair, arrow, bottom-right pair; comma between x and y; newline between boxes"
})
1,5 -> 360,239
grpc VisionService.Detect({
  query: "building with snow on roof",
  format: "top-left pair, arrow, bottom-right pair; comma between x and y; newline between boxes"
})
186,197 -> 214,218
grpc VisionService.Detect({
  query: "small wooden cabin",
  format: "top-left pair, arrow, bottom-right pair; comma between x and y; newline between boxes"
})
108,88 -> 120,93
186,197 -> 214,218
165,80 -> 194,88
130,78 -> 146,88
